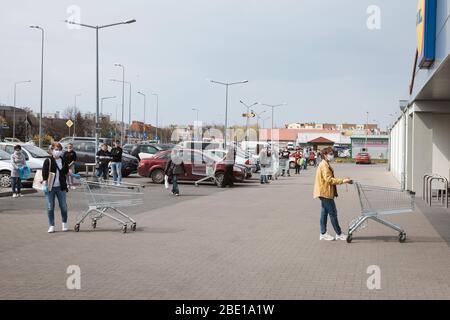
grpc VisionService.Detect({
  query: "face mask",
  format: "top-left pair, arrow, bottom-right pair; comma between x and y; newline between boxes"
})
53,150 -> 62,158
327,154 -> 334,162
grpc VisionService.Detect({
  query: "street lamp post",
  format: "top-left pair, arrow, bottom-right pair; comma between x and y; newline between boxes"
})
192,107 -> 199,141
209,80 -> 248,146
239,100 -> 258,152
30,25 -> 44,148
73,93 -> 81,137
111,78 -> 132,143
258,102 -> 287,141
137,91 -> 146,140
13,80 -> 31,139
365,111 -> 369,150
65,18 -> 136,155
101,96 -> 116,115
255,110 -> 267,141
152,93 -> 159,142
112,66 -> 126,145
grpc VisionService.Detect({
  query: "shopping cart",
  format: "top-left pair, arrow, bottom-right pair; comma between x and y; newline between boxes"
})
347,182 -> 415,243
74,178 -> 144,233
193,161 -> 220,187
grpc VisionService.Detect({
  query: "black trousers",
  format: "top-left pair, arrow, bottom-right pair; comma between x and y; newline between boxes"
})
295,164 -> 301,174
96,165 -> 109,180
223,164 -> 234,186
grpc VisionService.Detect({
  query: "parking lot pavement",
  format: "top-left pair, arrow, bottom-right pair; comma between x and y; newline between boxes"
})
0,164 -> 449,299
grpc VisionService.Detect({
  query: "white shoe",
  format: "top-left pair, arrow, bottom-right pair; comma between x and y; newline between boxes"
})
18,193 -> 23,197
48,226 -> 55,233
336,233 -> 347,241
12,193 -> 18,198
320,233 -> 335,241
62,223 -> 69,232
70,186 -> 76,190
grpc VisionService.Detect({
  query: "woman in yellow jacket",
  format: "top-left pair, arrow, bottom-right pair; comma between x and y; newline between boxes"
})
313,147 -> 352,241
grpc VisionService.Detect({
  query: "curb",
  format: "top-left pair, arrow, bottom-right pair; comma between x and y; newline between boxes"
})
0,188 -> 38,198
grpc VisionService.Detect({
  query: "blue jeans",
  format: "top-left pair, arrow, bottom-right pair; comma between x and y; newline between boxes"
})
111,162 -> 122,183
11,177 -> 21,194
319,197 -> 342,235
45,186 -> 68,226
172,175 -> 179,194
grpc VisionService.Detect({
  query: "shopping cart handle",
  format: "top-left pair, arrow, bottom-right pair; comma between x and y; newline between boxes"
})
71,173 -> 81,178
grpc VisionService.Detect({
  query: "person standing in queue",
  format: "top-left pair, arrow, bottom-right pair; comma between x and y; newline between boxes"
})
164,148 -> 186,196
10,144 -> 26,197
222,143 -> 236,188
63,143 -> 77,190
313,147 -> 352,241
42,142 -> 70,233
110,141 -> 123,185
258,145 -> 270,184
96,143 -> 112,181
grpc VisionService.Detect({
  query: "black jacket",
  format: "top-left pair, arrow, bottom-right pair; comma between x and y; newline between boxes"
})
96,149 -> 112,167
63,150 -> 77,165
164,160 -> 186,176
110,147 -> 123,162
42,157 -> 69,192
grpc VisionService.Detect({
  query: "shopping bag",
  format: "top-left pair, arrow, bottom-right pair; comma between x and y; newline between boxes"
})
164,175 -> 169,189
32,169 -> 44,190
19,166 -> 31,180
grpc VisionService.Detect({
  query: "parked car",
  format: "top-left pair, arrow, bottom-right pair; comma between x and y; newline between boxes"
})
355,152 -> 371,164
123,143 -> 174,160
60,138 -> 139,177
59,136 -> 113,146
138,149 -> 246,186
0,147 -> 45,188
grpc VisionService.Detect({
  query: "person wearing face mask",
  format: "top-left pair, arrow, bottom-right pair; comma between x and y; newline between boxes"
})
313,147 -> 352,241
10,145 -> 26,198
63,143 -> 77,190
42,142 -> 70,233
96,143 -> 112,180
110,141 -> 123,185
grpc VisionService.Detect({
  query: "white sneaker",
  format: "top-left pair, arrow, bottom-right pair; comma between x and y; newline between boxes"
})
12,193 -> 18,198
48,226 -> 55,233
320,233 -> 335,241
336,233 -> 347,241
18,193 -> 23,197
70,186 -> 76,190
62,223 -> 69,232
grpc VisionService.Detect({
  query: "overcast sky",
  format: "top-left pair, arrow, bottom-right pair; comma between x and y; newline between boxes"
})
0,0 -> 417,129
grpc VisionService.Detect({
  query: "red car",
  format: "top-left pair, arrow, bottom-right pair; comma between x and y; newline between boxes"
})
355,152 -> 371,164
138,149 -> 246,186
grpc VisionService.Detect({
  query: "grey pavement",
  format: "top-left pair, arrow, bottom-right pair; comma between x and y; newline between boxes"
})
0,164 -> 449,299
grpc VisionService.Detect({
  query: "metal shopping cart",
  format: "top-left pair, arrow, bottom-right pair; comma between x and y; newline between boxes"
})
347,182 -> 415,243
193,161 -> 220,187
74,178 -> 144,233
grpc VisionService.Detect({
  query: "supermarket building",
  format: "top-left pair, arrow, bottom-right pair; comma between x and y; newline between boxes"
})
390,0 -> 450,192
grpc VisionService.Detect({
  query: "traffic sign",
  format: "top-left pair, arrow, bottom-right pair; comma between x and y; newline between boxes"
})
66,119 -> 74,128
242,112 -> 256,118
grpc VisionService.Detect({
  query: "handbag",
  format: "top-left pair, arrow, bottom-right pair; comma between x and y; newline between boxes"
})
33,159 -> 55,191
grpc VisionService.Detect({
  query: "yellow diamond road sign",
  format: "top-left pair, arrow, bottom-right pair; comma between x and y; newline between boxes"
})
66,119 -> 74,128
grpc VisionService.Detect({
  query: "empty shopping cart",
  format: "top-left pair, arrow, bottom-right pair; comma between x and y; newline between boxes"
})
74,179 -> 144,233
347,182 -> 415,243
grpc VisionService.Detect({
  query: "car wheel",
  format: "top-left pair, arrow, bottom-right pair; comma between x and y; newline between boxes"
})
0,173 -> 12,188
215,172 -> 225,187
151,169 -> 165,184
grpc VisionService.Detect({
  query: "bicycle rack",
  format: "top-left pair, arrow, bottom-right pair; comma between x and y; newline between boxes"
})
424,174 -> 449,209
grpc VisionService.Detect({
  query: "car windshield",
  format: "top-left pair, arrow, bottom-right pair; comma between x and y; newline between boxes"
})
22,145 -> 49,158
0,150 -> 11,160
